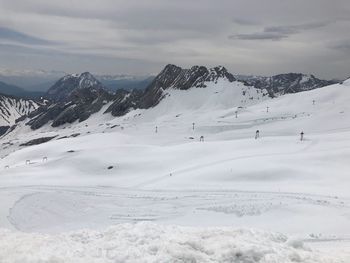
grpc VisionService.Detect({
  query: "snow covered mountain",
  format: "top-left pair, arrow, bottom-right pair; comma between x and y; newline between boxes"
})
46,72 -> 107,102
1,66 -> 339,133
24,65 -> 267,128
0,93 -> 38,135
106,64 -> 265,117
26,72 -> 113,129
137,64 -> 236,108
235,73 -> 335,97
0,65 -> 341,135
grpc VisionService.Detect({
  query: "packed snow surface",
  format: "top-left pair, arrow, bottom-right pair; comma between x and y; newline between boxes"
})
0,79 -> 350,261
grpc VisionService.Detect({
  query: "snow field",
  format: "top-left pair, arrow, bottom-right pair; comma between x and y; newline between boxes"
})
1,79 -> 350,261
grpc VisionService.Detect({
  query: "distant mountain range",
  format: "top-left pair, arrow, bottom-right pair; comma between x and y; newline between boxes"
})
0,69 -> 154,94
23,65 -> 261,129
0,81 -> 44,99
234,74 -> 336,97
95,75 -> 154,92
0,67 -> 335,98
0,69 -> 66,92
0,64 -> 342,133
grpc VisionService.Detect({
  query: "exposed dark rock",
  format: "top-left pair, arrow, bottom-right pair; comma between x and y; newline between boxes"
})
27,104 -> 68,129
46,72 -> 105,102
107,166 -> 114,170
138,64 -> 236,109
27,72 -> 113,129
104,64 -> 237,117
15,115 -> 27,123
0,93 -> 38,127
57,133 -> 80,140
105,89 -> 143,117
20,135 -> 57,146
0,126 -> 10,136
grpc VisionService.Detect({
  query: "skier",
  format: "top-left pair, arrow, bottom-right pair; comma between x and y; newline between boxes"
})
200,136 -> 204,142
300,131 -> 304,141
255,130 -> 260,139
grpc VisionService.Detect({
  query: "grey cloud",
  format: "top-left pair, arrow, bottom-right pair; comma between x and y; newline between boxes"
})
0,27 -> 52,45
329,40 -> 350,52
232,18 -> 260,26
0,0 -> 350,79
265,22 -> 329,35
3,0 -> 229,34
229,32 -> 288,41
229,21 -> 330,41
0,42 -> 161,75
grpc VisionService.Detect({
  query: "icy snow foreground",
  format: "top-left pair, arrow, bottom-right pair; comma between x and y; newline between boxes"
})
0,223 -> 338,263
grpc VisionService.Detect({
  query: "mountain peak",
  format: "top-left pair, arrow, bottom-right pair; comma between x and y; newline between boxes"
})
28,72 -> 113,129
207,66 -> 235,82
156,64 -> 235,88
138,64 -> 236,108
46,72 -> 105,102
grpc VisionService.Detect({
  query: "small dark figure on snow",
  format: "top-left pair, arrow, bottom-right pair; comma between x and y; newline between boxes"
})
155,126 -> 158,133
200,136 -> 204,142
255,130 -> 260,139
300,131 -> 304,141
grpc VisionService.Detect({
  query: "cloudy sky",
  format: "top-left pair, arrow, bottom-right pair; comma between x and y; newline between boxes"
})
0,0 -> 349,79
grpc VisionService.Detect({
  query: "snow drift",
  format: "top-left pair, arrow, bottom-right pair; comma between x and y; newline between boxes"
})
0,223 -> 339,263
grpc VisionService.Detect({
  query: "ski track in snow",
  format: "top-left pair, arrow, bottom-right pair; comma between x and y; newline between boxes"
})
6,186 -> 350,236
0,186 -> 350,263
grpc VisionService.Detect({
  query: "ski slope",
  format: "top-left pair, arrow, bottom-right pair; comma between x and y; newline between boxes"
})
0,80 -> 350,262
